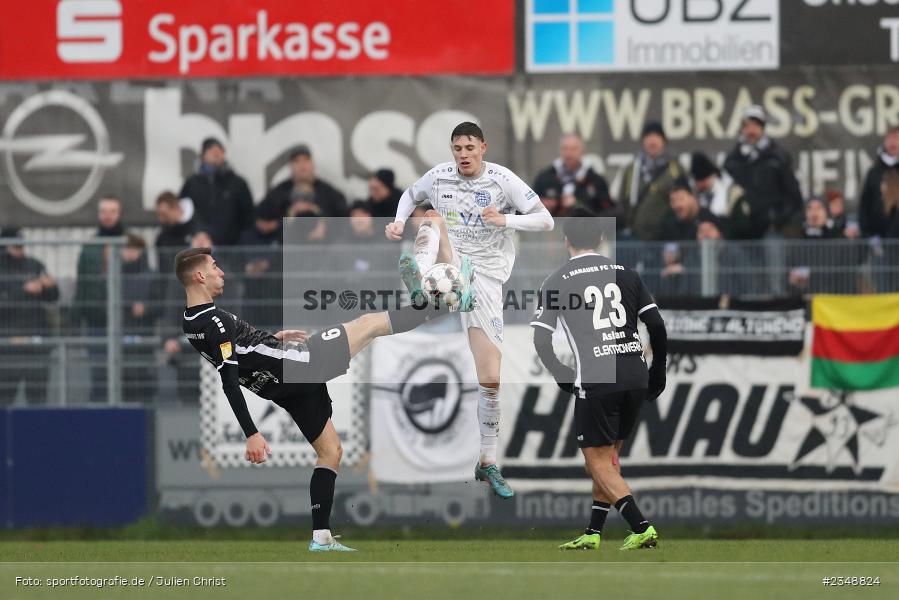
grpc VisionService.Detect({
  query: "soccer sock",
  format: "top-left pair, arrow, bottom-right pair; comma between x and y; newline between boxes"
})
586,501 -> 611,535
414,220 -> 440,274
310,466 -> 337,539
477,385 -> 501,465
614,495 -> 650,534
386,302 -> 448,334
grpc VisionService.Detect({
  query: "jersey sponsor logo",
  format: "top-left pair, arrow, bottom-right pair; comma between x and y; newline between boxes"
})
219,341 -> 233,360
445,210 -> 485,229
474,189 -> 492,207
186,332 -> 205,340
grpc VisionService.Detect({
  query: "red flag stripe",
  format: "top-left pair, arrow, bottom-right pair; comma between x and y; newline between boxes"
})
812,323 -> 899,363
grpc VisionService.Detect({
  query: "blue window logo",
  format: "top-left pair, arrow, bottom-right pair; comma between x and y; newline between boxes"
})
529,0 -> 615,70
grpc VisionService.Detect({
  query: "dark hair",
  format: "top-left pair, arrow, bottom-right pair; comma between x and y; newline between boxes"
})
669,177 -> 693,196
125,234 -> 146,250
450,122 -> 485,142
563,207 -> 602,249
155,191 -> 179,208
174,247 -> 212,286
349,200 -> 373,214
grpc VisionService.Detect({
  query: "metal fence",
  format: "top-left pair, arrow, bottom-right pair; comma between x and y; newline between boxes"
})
1,234 -> 898,405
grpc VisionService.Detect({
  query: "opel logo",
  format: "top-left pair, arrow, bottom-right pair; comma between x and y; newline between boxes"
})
0,90 -> 123,216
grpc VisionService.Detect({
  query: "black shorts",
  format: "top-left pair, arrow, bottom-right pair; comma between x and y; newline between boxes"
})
270,382 -> 334,444
575,387 -> 646,448
282,324 -> 352,385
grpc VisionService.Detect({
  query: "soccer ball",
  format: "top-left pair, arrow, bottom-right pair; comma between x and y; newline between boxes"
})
421,262 -> 464,307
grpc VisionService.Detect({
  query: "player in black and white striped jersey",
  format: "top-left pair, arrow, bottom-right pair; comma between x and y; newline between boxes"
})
176,247 -> 444,552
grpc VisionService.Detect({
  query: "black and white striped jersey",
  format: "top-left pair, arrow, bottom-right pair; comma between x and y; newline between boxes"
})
530,253 -> 658,392
182,302 -> 307,436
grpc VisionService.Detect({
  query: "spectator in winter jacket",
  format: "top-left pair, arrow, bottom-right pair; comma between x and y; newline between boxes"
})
619,121 -> 685,240
858,126 -> 899,238
788,197 -> 854,295
178,137 -> 254,246
237,201 -> 283,330
0,226 -> 59,404
121,234 -> 155,402
72,195 -> 126,401
533,133 -> 612,217
155,191 -> 196,276
724,105 -> 803,238
263,145 -> 348,218
661,180 -> 716,241
366,168 -> 402,220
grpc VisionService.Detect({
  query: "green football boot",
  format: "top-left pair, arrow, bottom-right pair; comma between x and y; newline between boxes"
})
619,525 -> 659,550
559,532 -> 601,550
474,463 -> 515,499
398,252 -> 424,305
308,537 -> 357,552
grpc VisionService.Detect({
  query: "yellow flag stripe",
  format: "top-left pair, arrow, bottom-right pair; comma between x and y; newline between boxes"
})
812,293 -> 899,332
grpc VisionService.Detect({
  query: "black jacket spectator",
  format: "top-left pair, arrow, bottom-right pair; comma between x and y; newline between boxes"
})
237,203 -> 283,330
661,181 -> 716,241
263,145 -> 348,218
179,138 -> 253,247
533,133 -> 612,216
724,105 -> 803,238
0,229 -> 59,336
858,128 -> 899,238
788,198 -> 854,294
0,227 -> 60,404
367,168 -> 403,219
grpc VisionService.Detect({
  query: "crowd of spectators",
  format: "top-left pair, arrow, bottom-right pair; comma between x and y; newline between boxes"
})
2,114 -> 899,403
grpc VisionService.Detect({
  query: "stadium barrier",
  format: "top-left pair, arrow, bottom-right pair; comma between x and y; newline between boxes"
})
2,235 -> 897,406
1,406 -> 149,528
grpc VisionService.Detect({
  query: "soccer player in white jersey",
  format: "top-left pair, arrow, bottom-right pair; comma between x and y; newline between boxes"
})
385,122 -> 554,498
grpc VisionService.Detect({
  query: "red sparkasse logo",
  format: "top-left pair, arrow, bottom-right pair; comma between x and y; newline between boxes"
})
56,0 -> 123,64
3,0 -> 513,79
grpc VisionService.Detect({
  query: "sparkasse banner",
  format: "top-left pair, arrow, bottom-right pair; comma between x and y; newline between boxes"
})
0,0 -> 514,80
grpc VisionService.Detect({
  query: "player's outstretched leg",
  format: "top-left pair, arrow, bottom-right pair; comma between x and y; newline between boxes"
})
469,328 -> 514,499
307,420 -> 356,552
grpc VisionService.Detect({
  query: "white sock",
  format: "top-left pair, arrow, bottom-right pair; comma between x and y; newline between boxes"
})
414,221 -> 439,274
478,385 -> 500,465
312,528 -> 332,545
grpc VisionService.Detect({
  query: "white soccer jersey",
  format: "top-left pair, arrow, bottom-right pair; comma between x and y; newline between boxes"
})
408,161 -> 542,281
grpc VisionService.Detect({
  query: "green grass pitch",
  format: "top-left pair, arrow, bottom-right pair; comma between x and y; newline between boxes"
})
2,539 -> 897,600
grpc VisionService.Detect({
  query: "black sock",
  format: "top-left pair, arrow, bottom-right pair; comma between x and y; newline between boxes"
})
387,301 -> 448,334
310,466 -> 337,531
614,495 -> 650,534
586,500 -> 611,534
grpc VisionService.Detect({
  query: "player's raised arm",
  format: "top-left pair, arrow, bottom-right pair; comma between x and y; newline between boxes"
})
635,277 -> 668,400
205,316 -> 271,463
386,168 -> 439,240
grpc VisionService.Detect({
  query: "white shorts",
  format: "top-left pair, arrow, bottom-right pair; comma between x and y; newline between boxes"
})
450,249 -> 504,349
